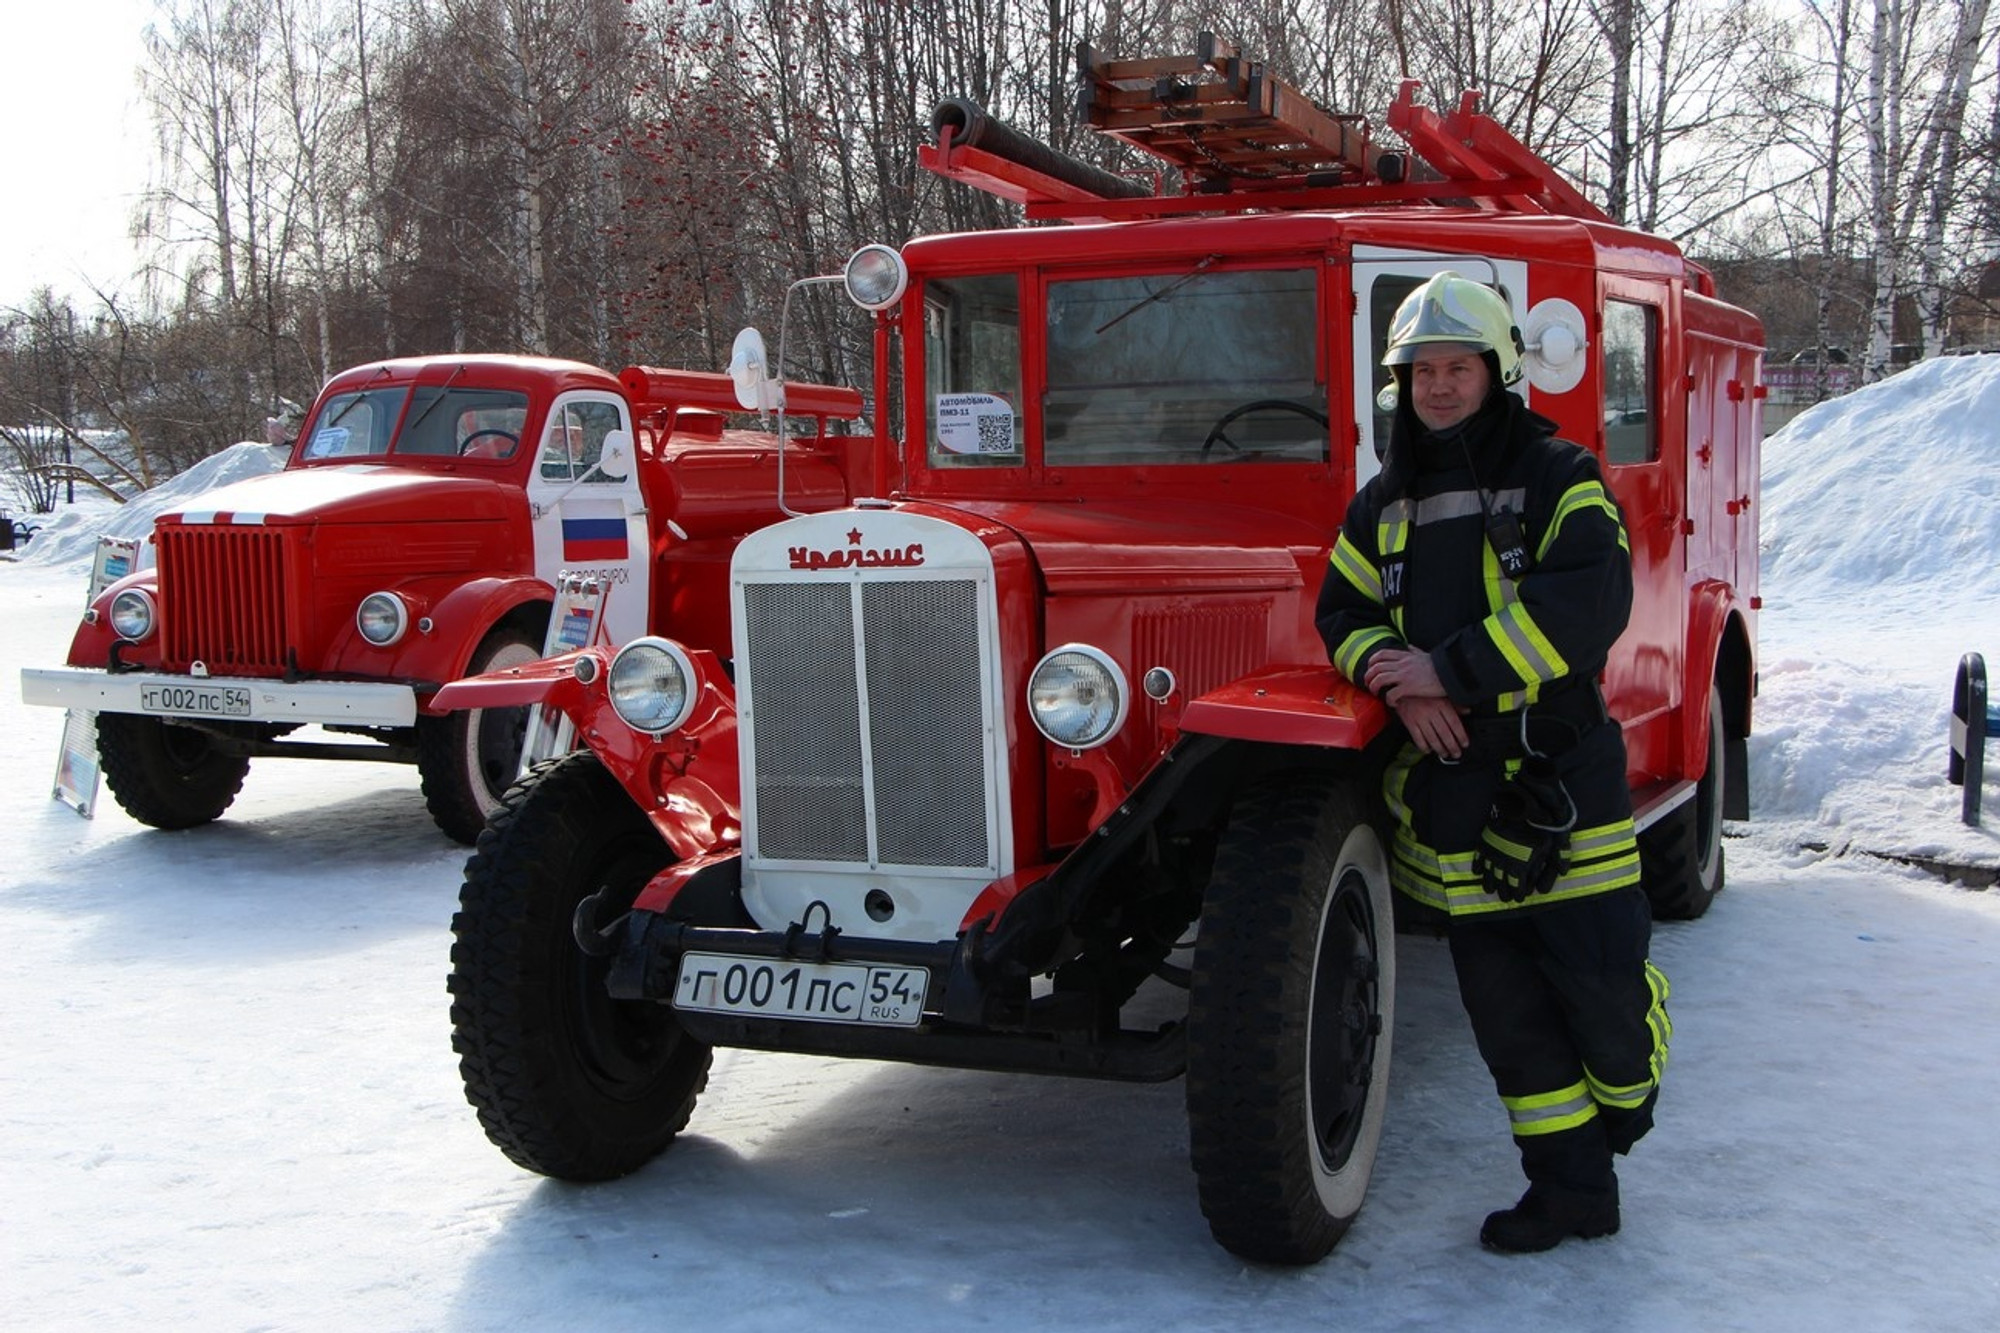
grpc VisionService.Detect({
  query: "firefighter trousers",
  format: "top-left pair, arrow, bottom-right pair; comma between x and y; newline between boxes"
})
1447,883 -> 1671,1191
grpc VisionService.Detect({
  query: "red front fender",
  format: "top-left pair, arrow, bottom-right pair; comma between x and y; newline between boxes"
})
435,643 -> 744,860
1177,665 -> 1389,750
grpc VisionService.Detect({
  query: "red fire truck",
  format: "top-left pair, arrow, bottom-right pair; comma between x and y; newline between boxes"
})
20,355 -> 870,843
440,40 -> 1762,1262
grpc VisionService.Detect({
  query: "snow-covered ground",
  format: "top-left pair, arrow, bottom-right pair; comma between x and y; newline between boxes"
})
6,362 -> 2000,1331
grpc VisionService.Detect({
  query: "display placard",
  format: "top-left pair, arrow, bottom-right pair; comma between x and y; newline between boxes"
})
518,572 -> 611,776
52,535 -> 146,820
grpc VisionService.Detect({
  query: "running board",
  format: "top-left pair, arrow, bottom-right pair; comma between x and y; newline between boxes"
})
1630,779 -> 1696,835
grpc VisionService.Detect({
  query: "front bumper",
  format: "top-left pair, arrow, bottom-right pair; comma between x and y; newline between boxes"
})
20,666 -> 420,728
602,910 -> 1185,1082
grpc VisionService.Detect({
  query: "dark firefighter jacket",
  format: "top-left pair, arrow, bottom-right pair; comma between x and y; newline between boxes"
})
1316,388 -> 1641,916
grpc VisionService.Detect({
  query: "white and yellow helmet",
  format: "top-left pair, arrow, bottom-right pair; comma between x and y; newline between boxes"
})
1382,273 -> 1524,386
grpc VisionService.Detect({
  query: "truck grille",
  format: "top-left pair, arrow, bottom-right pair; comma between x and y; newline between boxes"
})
742,578 -> 990,869
157,526 -> 291,673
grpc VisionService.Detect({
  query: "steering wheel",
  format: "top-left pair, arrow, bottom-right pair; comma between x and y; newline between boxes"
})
458,429 -> 520,458
1201,399 -> 1332,456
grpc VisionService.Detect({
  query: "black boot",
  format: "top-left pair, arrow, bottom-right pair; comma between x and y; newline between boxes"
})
1478,1180 -> 1620,1253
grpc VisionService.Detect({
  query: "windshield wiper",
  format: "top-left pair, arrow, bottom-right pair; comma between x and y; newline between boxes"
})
1094,255 -> 1219,335
397,363 -> 467,447
318,365 -> 395,434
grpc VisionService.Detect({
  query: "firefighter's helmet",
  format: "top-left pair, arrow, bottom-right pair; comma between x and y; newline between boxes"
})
1382,273 -> 1524,386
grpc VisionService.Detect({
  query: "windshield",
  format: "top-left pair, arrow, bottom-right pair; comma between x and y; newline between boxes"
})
303,388 -> 409,460
300,386 -> 530,463
1043,266 -> 1325,465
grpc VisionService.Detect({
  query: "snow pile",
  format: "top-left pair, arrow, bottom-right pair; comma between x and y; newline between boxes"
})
1748,355 -> 2000,867
17,440 -> 287,570
1761,354 -> 2000,606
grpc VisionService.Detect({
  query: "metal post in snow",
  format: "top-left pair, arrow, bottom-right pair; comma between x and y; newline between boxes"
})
1950,652 -> 1989,825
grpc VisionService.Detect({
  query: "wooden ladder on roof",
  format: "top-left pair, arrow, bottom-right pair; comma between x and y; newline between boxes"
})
1077,32 -> 1377,189
921,32 -> 1612,223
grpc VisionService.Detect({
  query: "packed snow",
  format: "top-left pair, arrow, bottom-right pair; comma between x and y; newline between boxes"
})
6,363 -> 2000,1331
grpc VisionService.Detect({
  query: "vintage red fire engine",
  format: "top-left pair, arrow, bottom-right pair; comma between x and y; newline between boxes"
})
20,355 -> 869,843
440,40 -> 1762,1262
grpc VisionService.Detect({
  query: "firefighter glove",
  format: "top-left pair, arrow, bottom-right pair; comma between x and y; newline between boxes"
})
1477,755 -> 1576,902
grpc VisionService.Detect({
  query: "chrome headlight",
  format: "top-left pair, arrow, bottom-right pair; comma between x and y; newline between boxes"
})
844,244 -> 908,311
355,592 -> 409,646
1028,644 -> 1128,749
608,637 -> 698,734
109,588 -> 157,642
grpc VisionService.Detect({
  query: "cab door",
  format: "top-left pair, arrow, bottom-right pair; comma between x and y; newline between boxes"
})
525,392 -> 650,648
1597,280 -> 1682,740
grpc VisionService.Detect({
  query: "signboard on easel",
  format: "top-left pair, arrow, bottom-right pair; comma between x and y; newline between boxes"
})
51,535 -> 146,817
517,571 -> 611,777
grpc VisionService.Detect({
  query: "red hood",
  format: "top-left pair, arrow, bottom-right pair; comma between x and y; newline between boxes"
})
156,465 -> 521,527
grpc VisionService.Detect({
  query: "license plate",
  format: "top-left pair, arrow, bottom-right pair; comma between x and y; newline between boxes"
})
138,683 -> 252,718
673,953 -> 927,1027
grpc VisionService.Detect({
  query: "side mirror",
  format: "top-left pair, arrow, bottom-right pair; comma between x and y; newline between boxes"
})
729,327 -> 783,413
597,428 -> 633,481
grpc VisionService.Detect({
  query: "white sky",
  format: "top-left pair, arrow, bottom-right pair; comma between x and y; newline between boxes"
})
0,1 -> 157,305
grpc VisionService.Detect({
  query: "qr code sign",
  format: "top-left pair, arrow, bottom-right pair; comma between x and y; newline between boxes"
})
975,412 -> 1013,454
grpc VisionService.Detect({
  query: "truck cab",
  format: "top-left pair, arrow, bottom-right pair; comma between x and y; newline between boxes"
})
22,354 -> 867,842
439,40 -> 1761,1265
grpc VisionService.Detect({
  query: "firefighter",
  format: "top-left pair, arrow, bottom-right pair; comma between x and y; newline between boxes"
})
1316,272 -> 1672,1253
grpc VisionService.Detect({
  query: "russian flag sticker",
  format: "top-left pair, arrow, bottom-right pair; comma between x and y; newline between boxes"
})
561,516 -> 628,562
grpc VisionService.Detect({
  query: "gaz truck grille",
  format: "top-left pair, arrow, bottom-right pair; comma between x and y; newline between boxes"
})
157,526 -> 290,673
742,578 -> 990,868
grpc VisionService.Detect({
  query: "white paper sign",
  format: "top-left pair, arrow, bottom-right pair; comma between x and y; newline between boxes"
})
935,393 -> 1018,455
53,707 -> 101,817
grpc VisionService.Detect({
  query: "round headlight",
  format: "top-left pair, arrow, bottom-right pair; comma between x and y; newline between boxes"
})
844,244 -> 908,311
608,637 -> 698,734
109,588 -> 157,642
1028,644 -> 1128,749
355,592 -> 409,646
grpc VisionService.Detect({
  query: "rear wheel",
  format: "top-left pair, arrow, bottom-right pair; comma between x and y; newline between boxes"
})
449,751 -> 712,1180
94,712 -> 251,830
1185,775 -> 1395,1264
1639,688 -> 1726,921
418,624 -> 541,844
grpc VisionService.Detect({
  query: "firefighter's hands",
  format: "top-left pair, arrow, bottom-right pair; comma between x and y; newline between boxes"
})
1364,646 -> 1447,702
1366,648 -> 1468,758
1390,695 -> 1469,758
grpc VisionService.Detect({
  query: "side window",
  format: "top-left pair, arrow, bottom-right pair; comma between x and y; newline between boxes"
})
539,400 -> 624,482
1364,273 -> 1516,465
925,274 -> 1023,468
1603,301 -> 1658,465
1366,275 -> 1424,464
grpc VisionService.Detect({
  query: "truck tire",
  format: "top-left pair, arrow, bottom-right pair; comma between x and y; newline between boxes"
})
94,712 -> 251,830
1185,775 -> 1395,1265
418,625 -> 542,844
1639,688 -> 1726,921
449,750 -> 712,1180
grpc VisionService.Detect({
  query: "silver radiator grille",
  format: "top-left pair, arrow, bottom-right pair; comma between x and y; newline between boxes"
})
862,581 -> 987,866
743,577 -> 989,868
743,583 -> 867,861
